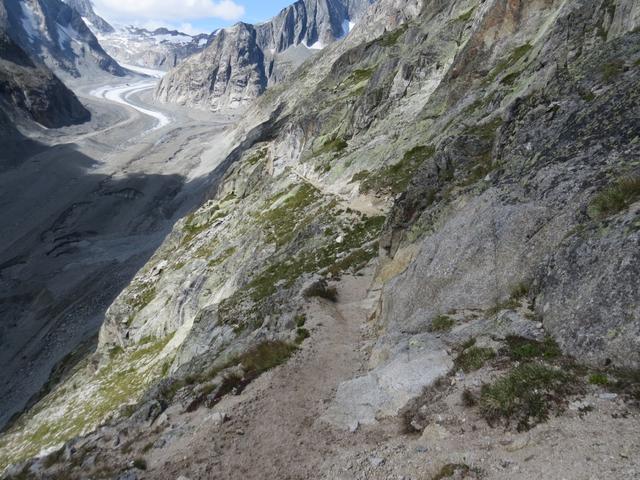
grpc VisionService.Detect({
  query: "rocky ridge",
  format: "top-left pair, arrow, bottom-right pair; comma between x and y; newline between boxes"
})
1,0 -> 640,477
155,0 -> 374,110
93,26 -> 211,71
1,0 -> 123,78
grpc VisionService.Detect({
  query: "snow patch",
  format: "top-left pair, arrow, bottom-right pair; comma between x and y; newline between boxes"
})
302,39 -> 324,50
20,2 -> 39,43
154,34 -> 192,45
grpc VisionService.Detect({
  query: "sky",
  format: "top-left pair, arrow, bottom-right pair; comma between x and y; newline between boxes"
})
92,0 -> 297,35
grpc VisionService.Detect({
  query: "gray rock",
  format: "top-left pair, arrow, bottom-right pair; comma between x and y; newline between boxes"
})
322,347 -> 452,427
156,0 -> 374,110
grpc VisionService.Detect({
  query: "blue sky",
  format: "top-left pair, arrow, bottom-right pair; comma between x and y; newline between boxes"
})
93,0 -> 297,35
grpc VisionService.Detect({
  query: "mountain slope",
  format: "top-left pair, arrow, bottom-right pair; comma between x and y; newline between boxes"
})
1,0 -> 123,78
1,0 -> 640,477
0,0 -> 89,136
95,26 -> 211,70
61,0 -> 210,70
62,0 -> 112,33
155,0 -> 374,110
0,30 -> 89,127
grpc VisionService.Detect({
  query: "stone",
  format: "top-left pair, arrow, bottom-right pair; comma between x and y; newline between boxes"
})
322,348 -> 452,428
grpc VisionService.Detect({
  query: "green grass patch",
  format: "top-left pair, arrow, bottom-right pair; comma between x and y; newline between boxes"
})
246,148 -> 267,166
588,176 -> 640,219
315,137 -> 348,156
589,373 -> 610,385
455,7 -> 476,23
505,336 -> 562,361
126,285 -> 157,315
296,328 -> 311,344
488,44 -> 533,82
208,247 -> 237,268
455,347 -> 496,373
378,24 -> 408,47
428,314 -> 455,332
479,363 -> 578,431
257,183 -> 321,248
601,59 -> 624,82
353,145 -> 435,195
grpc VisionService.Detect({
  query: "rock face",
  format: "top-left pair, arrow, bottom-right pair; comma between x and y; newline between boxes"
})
1,0 -> 123,78
2,0 -> 640,475
155,0 -> 374,110
0,30 -> 89,126
0,2 -> 89,128
62,0 -> 112,33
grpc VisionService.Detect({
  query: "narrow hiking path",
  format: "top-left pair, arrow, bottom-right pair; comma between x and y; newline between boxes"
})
148,268 -> 381,480
290,169 -> 386,217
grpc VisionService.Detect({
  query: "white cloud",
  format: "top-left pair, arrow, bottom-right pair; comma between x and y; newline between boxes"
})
177,23 -> 200,35
93,0 -> 245,24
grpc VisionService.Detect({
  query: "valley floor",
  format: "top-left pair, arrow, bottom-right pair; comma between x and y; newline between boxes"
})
0,69 -> 239,431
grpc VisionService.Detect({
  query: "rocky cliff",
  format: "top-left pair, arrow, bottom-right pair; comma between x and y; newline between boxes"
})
155,0 -> 374,110
2,0 -> 640,477
62,0 -> 112,33
0,30 -> 89,127
0,0 -> 89,135
1,0 -> 123,78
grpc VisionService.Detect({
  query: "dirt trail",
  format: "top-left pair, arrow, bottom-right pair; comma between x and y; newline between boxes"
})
291,169 -> 386,217
150,270 -> 379,480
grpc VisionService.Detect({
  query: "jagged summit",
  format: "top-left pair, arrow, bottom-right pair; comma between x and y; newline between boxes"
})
62,0 -> 113,33
155,0 -> 374,110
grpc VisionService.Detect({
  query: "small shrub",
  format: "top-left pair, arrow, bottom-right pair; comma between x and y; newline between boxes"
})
589,373 -> 609,385
433,463 -> 480,480
589,176 -> 640,219
455,347 -> 496,373
428,315 -> 455,332
295,314 -> 307,328
461,388 -> 477,407
133,458 -> 147,470
506,336 -> 562,360
304,280 -> 338,302
510,281 -> 530,300
237,341 -> 298,377
609,368 -> 640,400
479,363 -> 578,431
296,328 -> 311,344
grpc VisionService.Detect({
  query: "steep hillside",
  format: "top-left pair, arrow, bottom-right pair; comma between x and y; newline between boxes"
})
0,29 -> 89,128
1,0 -> 123,78
155,0 -> 374,110
2,0 -> 640,477
62,0 -> 112,33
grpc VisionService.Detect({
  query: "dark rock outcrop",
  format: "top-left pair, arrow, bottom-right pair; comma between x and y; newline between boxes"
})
1,0 -> 123,77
